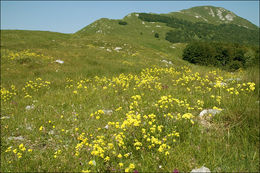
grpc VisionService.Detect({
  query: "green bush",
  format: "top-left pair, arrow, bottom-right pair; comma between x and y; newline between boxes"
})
228,60 -> 243,71
118,21 -> 127,25
182,41 -> 259,70
154,33 -> 159,38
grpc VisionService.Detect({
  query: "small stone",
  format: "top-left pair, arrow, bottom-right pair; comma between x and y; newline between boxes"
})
103,109 -> 113,115
161,60 -> 173,65
48,130 -> 55,135
199,109 -> 222,127
199,109 -> 222,117
114,47 -> 122,51
25,105 -> 35,110
191,166 -> 210,173
55,60 -> 64,64
8,136 -> 24,141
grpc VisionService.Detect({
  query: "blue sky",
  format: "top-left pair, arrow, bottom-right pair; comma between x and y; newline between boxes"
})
1,1 -> 259,33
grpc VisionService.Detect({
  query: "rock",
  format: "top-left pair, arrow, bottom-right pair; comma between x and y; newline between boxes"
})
55,60 -> 64,64
26,125 -> 33,130
8,136 -> 24,141
48,130 -> 55,135
103,109 -> 113,115
25,105 -> 35,111
114,47 -> 122,52
161,60 -> 173,65
199,109 -> 222,127
199,109 -> 222,117
191,166 -> 210,173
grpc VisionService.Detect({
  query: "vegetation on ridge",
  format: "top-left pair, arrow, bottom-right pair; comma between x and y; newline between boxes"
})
138,13 -> 259,45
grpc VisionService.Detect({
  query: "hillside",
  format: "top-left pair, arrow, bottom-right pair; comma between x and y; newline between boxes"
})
165,6 -> 258,30
1,5 -> 259,172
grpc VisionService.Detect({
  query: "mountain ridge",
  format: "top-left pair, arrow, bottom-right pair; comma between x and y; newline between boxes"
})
164,6 -> 258,30
76,5 -> 258,35
74,5 -> 258,46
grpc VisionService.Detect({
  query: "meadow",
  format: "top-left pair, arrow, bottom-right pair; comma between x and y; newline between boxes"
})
1,46 -> 259,172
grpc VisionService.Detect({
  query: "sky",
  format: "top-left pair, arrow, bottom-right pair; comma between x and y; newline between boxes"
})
1,1 -> 259,34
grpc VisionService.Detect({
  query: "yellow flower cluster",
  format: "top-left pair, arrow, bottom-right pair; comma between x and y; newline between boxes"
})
5,144 -> 32,159
54,150 -> 62,158
22,78 -> 51,98
75,95 -> 195,171
2,64 -> 257,172
90,109 -> 105,120
1,85 -> 17,102
125,163 -> 135,172
226,82 -> 255,95
4,49 -> 53,62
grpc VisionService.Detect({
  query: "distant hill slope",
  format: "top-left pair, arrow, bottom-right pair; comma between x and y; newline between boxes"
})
0,30 -> 71,50
76,6 -> 259,45
164,6 -> 258,30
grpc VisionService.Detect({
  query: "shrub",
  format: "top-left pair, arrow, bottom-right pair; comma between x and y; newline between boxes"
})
118,21 -> 127,25
182,41 -> 258,70
228,60 -> 243,71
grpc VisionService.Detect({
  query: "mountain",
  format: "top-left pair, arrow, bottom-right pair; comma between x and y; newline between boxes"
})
76,6 -> 259,45
165,6 -> 258,30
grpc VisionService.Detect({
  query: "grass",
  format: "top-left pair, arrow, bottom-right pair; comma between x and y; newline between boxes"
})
1,14 -> 259,172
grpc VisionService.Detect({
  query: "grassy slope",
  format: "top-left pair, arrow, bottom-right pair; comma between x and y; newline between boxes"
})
1,10 -> 259,172
1,14 -> 187,87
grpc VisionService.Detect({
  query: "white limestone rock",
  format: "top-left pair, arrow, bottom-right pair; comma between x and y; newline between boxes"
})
199,109 -> 222,117
25,104 -> 35,110
55,60 -> 64,64
191,166 -> 210,173
103,109 -> 113,115
8,136 -> 24,141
